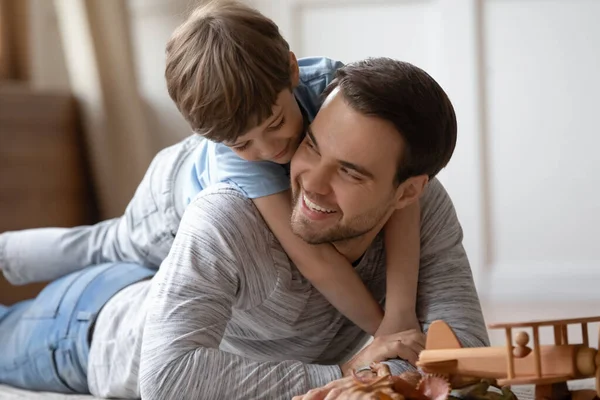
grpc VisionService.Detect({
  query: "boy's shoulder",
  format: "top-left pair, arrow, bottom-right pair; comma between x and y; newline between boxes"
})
297,57 -> 344,85
295,57 -> 344,120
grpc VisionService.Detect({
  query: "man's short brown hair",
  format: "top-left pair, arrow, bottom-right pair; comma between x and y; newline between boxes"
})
165,0 -> 292,142
322,58 -> 458,185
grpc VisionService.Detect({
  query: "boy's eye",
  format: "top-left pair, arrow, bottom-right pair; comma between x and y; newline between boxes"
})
233,141 -> 251,151
268,117 -> 285,131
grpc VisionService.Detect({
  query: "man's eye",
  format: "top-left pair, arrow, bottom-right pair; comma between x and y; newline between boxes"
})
341,168 -> 361,181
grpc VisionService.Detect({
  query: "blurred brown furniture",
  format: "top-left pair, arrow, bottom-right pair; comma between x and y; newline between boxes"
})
0,85 -> 96,305
0,0 -> 29,81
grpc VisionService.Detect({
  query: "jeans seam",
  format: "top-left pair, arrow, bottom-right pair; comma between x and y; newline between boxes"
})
51,347 -> 78,393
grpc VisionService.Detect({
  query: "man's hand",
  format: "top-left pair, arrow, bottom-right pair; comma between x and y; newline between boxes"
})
290,375 -> 365,400
291,363 -> 404,400
341,329 -> 425,377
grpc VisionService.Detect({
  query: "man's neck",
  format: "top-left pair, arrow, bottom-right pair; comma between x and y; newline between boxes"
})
331,210 -> 394,264
332,230 -> 379,265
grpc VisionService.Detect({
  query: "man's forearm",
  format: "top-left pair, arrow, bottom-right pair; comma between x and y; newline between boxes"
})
140,190 -> 346,399
139,345 -> 342,399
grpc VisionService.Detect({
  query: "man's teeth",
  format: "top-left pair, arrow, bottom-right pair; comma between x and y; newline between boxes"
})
303,194 -> 335,213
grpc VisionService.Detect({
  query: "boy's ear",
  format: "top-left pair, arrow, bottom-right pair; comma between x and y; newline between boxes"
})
289,52 -> 300,88
394,175 -> 429,210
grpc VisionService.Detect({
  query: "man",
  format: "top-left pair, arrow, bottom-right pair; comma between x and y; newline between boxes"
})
0,58 -> 488,399
138,58 -> 488,399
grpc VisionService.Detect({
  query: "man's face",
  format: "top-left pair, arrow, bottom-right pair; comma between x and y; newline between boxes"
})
290,89 -> 404,244
224,90 -> 305,164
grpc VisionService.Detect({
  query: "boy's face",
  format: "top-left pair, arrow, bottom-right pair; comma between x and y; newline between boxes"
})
224,89 -> 305,164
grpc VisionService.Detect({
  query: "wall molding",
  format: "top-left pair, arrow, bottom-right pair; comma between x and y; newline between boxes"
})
127,0 -> 191,18
286,0 -> 436,52
291,0 -> 433,7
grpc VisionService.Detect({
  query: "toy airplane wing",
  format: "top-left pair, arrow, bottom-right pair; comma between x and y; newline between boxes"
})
497,374 -> 574,387
488,316 -> 600,350
418,320 -> 524,379
487,316 -> 600,330
416,320 -> 462,373
416,359 -> 459,373
424,320 -> 463,350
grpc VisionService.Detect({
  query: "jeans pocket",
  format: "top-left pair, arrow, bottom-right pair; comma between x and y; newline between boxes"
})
0,346 -> 76,394
51,347 -> 81,393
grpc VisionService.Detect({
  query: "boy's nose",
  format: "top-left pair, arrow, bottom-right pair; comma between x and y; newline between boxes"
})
259,140 -> 285,159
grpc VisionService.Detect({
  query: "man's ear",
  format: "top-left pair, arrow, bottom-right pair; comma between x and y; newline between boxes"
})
289,52 -> 300,88
394,175 -> 429,210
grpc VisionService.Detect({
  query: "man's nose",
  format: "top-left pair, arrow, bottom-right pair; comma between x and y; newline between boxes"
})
301,165 -> 332,196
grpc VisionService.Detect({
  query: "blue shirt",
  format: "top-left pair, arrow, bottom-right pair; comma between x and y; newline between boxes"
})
183,57 -> 343,205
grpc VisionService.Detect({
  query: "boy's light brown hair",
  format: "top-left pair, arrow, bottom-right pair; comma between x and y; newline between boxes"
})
165,0 -> 292,142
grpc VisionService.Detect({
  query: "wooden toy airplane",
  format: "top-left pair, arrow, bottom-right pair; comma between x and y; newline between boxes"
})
417,316 -> 600,400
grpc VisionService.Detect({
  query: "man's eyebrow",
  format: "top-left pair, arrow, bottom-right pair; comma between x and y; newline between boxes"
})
307,125 -> 374,179
339,160 -> 375,179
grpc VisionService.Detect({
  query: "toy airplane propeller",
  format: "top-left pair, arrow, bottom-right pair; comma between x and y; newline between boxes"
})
417,316 -> 600,400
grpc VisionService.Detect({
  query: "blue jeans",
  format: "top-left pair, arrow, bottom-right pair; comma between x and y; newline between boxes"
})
0,263 -> 154,394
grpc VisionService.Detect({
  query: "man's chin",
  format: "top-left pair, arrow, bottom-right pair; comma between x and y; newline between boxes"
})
293,232 -> 328,245
290,219 -> 329,245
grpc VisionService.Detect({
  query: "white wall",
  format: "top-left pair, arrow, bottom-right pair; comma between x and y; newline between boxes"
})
251,0 -> 600,307
30,0 -> 600,307
480,0 -> 600,302
126,0 -> 192,150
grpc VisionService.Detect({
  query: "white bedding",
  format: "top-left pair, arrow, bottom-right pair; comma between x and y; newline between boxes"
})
0,385 -> 99,399
0,379 -> 593,400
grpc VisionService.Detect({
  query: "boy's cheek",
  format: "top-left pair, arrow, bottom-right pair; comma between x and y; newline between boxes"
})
232,149 -> 259,162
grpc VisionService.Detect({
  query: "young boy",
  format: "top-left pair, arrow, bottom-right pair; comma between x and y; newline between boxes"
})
0,1 -> 419,338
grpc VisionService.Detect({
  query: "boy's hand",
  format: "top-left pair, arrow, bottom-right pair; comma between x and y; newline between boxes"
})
340,329 -> 425,376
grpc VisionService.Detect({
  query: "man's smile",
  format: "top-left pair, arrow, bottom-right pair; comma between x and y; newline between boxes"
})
301,192 -> 337,220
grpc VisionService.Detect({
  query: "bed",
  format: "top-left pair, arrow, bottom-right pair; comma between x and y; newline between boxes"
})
0,385 -> 99,399
0,379 -> 594,399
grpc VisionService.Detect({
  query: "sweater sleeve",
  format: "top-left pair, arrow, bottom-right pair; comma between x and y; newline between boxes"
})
139,187 -> 341,400
384,178 -> 489,375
